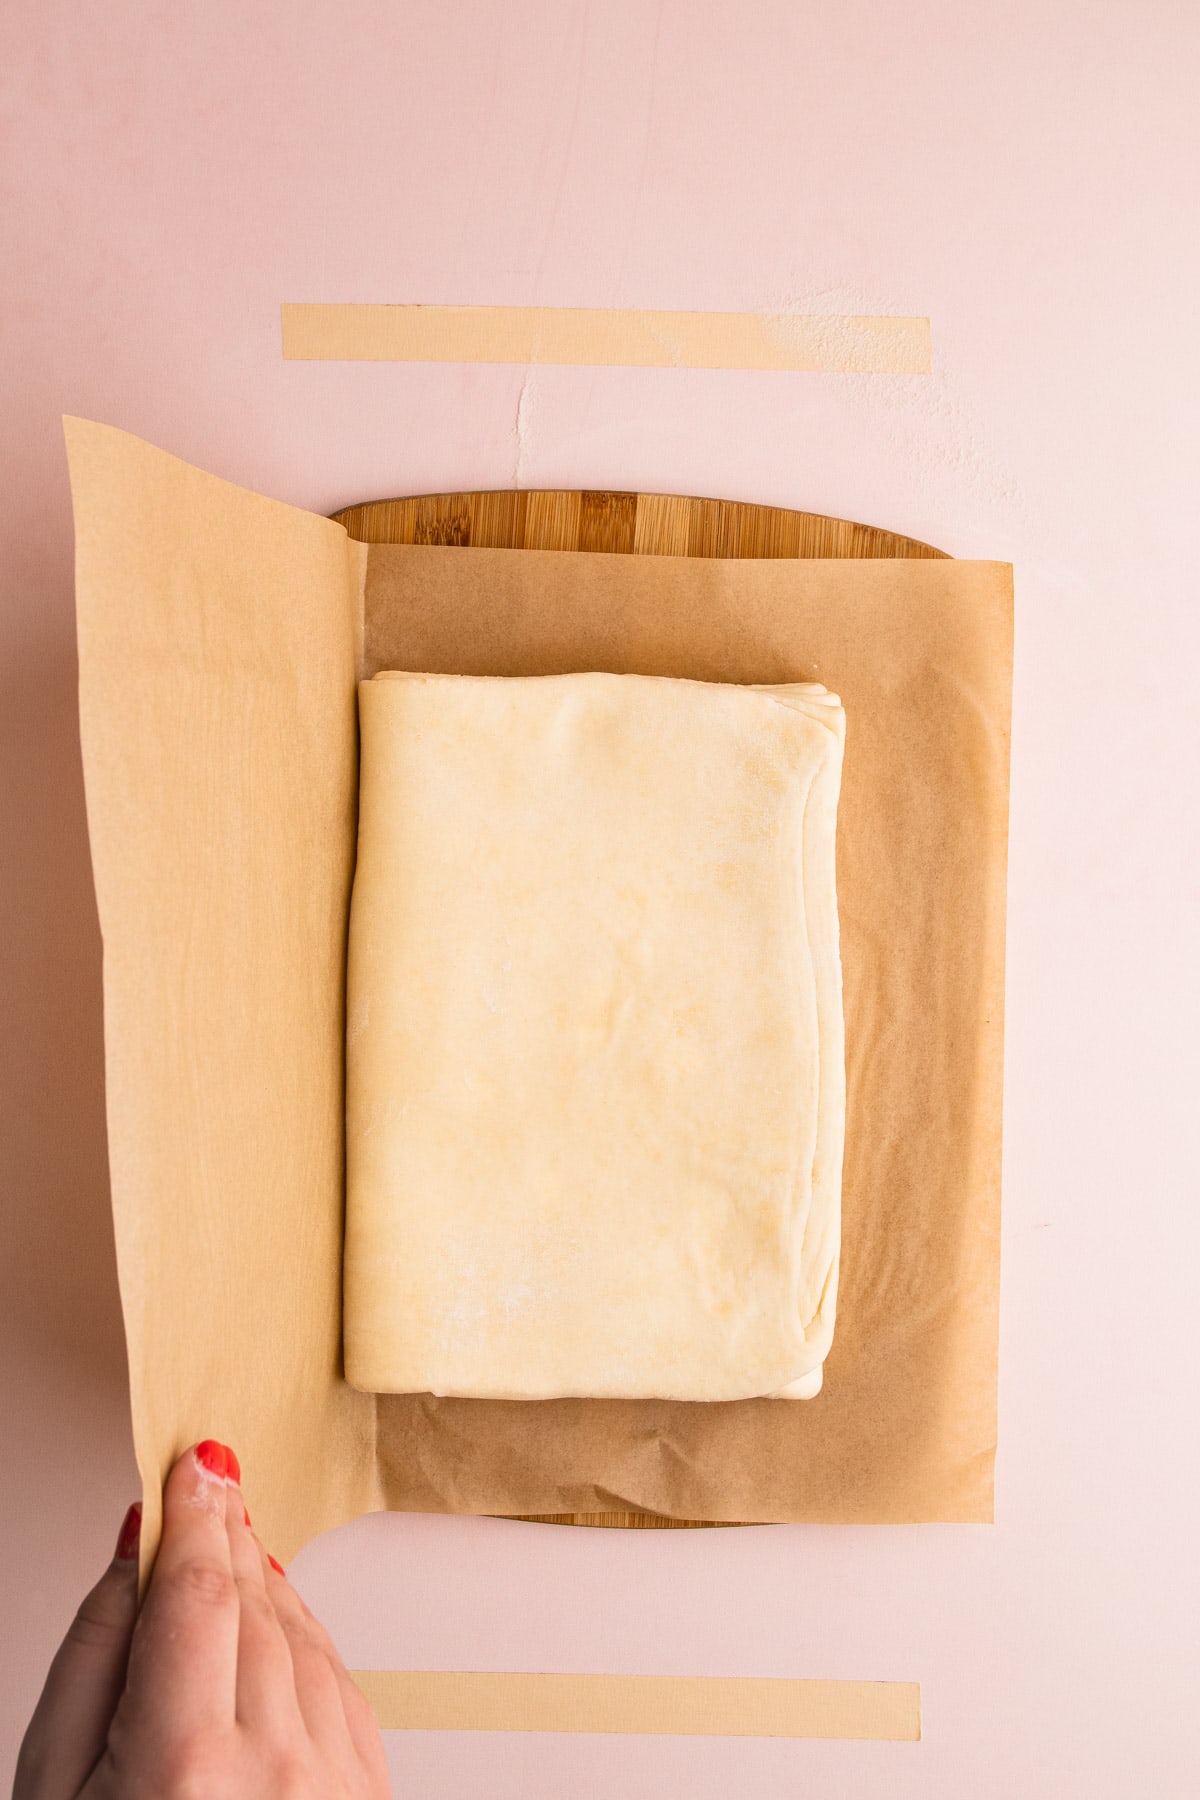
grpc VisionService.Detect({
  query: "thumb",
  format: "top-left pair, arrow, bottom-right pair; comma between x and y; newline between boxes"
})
13,1504 -> 141,1800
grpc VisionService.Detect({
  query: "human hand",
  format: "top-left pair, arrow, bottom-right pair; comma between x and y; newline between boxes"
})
15,1441 -> 390,1799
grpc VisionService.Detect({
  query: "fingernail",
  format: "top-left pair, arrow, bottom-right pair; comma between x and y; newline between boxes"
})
115,1502 -> 142,1563
194,1440 -> 229,1481
267,1554 -> 286,1577
193,1440 -> 241,1483
243,1505 -> 252,1528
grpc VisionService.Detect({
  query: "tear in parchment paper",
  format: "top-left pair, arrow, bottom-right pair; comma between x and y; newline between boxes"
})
64,417 -> 1011,1582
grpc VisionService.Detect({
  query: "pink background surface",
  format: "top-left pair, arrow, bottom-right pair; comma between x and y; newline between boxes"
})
2,2 -> 1198,1793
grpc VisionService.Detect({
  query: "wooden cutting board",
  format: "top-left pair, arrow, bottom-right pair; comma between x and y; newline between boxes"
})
332,487 -> 946,1527
333,488 -> 945,563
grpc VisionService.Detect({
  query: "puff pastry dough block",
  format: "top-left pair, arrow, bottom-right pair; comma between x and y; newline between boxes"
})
344,671 -> 846,1401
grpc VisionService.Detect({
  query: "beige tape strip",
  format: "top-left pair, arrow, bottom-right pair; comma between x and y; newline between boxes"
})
281,304 -> 930,373
350,1671 -> 921,1740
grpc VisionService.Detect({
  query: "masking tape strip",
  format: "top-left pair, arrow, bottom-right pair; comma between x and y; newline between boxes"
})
281,304 -> 930,373
350,1670 -> 921,1739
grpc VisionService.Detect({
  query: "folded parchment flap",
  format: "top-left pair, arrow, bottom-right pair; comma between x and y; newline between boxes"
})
65,416 -> 375,1576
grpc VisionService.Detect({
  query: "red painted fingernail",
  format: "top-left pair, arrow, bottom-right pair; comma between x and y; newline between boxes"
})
115,1502 -> 142,1563
194,1440 -> 229,1480
243,1506 -> 252,1528
267,1554 -> 285,1577
224,1445 -> 242,1485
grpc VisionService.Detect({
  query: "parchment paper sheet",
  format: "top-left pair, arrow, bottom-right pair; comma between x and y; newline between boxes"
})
64,418 -> 1011,1578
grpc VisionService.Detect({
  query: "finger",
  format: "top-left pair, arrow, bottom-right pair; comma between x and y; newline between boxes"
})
120,1441 -> 239,1737
267,1564 -> 383,1766
262,1548 -> 385,1771
224,1484 -> 267,1593
337,1664 -> 392,1781
283,1578 -> 387,1776
14,1505 -> 140,1800
223,1472 -> 301,1732
283,1583 -> 385,1771
260,1553 -> 355,1754
260,1554 -> 386,1775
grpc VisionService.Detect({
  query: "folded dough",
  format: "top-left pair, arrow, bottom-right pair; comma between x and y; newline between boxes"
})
344,670 -> 845,1402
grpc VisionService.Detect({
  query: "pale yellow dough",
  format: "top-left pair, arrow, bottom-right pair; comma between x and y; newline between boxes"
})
344,671 -> 845,1401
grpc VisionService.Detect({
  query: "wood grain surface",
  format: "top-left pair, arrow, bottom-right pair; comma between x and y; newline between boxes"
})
333,488 -> 946,1527
333,488 -> 946,561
